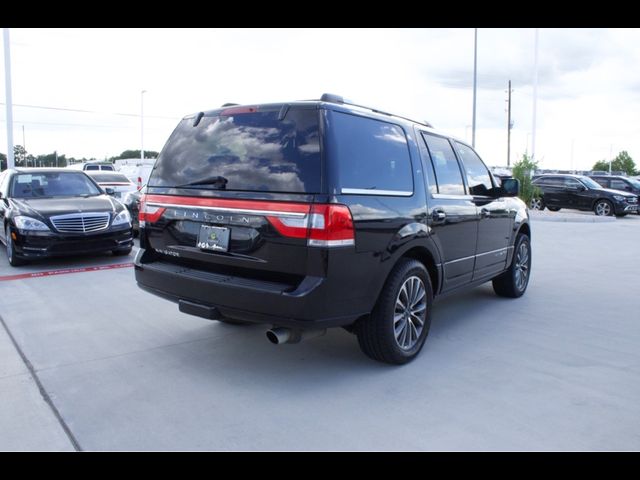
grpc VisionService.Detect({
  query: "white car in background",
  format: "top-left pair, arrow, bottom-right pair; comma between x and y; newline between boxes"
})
115,159 -> 155,191
85,171 -> 138,200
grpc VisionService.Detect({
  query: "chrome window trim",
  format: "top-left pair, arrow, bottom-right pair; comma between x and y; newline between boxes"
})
340,188 -> 413,197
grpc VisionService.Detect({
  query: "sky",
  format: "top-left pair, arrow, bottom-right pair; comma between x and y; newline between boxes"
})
2,28 -> 640,171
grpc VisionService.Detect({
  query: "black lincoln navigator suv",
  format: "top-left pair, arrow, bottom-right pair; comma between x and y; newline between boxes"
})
135,94 -> 531,364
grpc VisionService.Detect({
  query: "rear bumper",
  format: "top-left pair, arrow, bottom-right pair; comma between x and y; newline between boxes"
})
13,227 -> 134,259
134,248 -> 367,329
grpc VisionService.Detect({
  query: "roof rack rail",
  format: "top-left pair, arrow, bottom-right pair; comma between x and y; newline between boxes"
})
221,103 -> 239,107
319,93 -> 434,129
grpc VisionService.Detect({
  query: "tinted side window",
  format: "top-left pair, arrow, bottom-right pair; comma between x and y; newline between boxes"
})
328,111 -> 413,194
454,142 -> 493,196
536,177 -> 563,186
591,177 -> 609,188
611,179 -> 630,191
417,132 -> 438,195
422,134 -> 466,195
563,177 -> 582,187
85,165 -> 99,171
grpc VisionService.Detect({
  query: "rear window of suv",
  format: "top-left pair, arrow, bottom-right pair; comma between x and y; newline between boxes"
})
149,108 -> 321,193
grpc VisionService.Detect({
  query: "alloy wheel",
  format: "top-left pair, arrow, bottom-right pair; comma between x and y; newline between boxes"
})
393,276 -> 427,350
5,228 -> 12,261
530,198 -> 543,210
595,201 -> 611,216
514,241 -> 530,292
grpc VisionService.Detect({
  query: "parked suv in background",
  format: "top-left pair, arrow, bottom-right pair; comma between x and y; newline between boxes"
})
588,175 -> 640,215
531,174 -> 638,216
134,94 -> 531,364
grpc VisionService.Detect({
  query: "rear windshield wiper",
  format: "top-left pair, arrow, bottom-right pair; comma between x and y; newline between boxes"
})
176,176 -> 228,189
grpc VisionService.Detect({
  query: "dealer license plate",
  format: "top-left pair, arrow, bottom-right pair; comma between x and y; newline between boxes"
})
197,225 -> 230,252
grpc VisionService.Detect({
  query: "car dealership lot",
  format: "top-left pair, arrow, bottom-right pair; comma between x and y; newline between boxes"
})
1,217 -> 640,451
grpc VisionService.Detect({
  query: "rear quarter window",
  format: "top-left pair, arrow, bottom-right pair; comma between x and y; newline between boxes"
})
325,111 -> 413,195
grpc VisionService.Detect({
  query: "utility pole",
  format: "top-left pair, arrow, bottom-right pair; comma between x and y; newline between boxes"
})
531,28 -> 539,161
506,80 -> 513,166
609,144 -> 613,174
141,90 -> 147,162
22,125 -> 26,166
570,139 -> 575,172
472,28 -> 478,148
55,150 -> 58,168
3,28 -> 14,169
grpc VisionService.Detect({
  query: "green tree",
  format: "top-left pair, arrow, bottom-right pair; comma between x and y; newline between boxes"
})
36,152 -> 68,168
13,145 -> 28,166
109,149 -> 159,161
511,153 -> 540,207
0,152 -> 6,171
592,151 -> 637,175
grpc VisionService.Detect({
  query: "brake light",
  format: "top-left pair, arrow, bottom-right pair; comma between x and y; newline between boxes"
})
266,204 -> 354,247
137,177 -> 142,191
138,195 -> 166,226
220,106 -> 258,116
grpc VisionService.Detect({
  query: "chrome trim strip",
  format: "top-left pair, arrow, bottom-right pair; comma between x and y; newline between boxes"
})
445,246 -> 512,265
475,247 -> 510,258
341,188 -> 413,197
431,193 -> 474,200
146,202 -> 307,218
445,254 -> 475,265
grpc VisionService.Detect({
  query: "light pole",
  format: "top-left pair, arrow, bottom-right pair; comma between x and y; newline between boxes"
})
472,28 -> 478,148
3,28 -> 15,169
531,28 -> 539,161
141,89 -> 147,162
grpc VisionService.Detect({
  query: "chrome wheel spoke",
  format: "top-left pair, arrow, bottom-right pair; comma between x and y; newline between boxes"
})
393,276 -> 427,350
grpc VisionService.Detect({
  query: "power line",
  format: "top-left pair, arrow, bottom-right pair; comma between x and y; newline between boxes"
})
0,119 -> 170,130
0,102 -> 180,120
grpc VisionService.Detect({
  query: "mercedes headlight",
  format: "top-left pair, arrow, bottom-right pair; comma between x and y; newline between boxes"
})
613,195 -> 626,202
112,209 -> 132,226
14,216 -> 51,231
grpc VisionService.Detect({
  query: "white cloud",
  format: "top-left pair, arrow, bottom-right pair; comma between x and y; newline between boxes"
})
1,28 -> 639,172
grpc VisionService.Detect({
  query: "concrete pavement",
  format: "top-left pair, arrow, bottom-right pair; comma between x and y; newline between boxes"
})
1,219 -> 639,450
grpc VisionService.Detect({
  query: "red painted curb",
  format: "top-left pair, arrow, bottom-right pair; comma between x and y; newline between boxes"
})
0,262 -> 134,282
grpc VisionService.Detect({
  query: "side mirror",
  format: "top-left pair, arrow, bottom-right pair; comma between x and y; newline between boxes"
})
501,178 -> 519,197
105,187 -> 115,196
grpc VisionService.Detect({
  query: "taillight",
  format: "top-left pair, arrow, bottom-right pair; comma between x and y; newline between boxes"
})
137,177 -> 142,191
138,195 -> 166,226
220,106 -> 258,116
267,204 -> 354,248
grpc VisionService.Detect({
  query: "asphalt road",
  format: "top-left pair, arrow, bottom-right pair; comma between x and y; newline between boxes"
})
1,215 -> 639,451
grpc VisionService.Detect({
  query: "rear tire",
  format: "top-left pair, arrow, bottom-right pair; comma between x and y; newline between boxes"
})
5,226 -> 27,267
493,233 -> 531,298
355,259 -> 433,365
547,206 -> 561,212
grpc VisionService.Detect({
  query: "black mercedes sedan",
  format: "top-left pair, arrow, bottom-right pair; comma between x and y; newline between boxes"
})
0,168 -> 134,266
